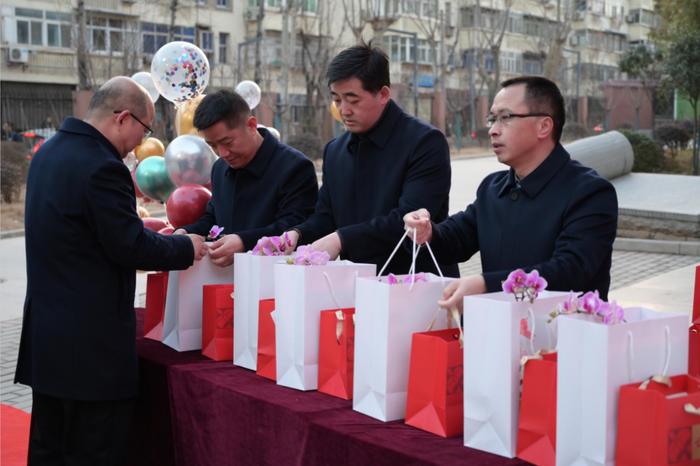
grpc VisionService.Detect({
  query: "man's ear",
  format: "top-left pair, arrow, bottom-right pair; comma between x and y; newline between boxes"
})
247,115 -> 258,132
378,85 -> 391,104
537,116 -> 555,141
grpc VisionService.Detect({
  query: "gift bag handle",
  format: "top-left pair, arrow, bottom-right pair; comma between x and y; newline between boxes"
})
378,228 -> 445,287
637,326 -> 673,389
684,403 -> 700,416
323,271 -> 358,344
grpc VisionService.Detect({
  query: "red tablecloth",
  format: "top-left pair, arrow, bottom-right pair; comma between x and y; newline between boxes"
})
131,308 -> 530,466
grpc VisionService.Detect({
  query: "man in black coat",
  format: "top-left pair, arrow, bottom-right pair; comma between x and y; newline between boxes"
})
174,90 -> 318,267
405,76 -> 618,309
15,76 -> 207,465
277,42 -> 457,277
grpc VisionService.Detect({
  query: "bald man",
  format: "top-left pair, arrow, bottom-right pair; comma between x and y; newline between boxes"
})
14,77 -> 207,465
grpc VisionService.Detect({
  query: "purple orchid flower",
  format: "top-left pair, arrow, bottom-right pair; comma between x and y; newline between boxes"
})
208,225 -> 224,240
291,245 -> 330,266
580,290 -> 602,315
386,274 -> 399,285
598,300 -> 625,325
557,291 -> 580,314
502,269 -> 528,294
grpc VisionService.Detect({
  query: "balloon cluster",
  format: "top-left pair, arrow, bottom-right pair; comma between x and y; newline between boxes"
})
129,41 -> 215,233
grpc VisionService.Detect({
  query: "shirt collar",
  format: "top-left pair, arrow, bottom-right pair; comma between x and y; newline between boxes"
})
228,127 -> 276,178
347,99 -> 402,151
497,143 -> 570,198
59,117 -> 122,161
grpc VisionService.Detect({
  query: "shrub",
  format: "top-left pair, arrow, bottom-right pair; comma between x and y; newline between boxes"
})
655,124 -> 691,158
619,130 -> 664,173
287,133 -> 323,161
1,141 -> 29,203
561,123 -> 591,142
473,127 -> 490,147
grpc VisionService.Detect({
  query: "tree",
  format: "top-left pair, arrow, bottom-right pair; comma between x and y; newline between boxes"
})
664,32 -> 700,175
654,0 -> 700,42
619,45 -> 663,130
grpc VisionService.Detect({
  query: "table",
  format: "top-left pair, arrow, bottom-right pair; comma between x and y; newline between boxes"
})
130,308 -> 529,466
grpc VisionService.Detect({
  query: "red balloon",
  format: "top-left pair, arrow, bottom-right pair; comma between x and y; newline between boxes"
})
158,226 -> 175,235
131,167 -> 144,198
143,217 -> 168,232
166,184 -> 212,228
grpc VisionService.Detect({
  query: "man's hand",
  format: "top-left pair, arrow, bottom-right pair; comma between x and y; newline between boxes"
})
311,232 -> 342,260
403,208 -> 432,245
173,228 -> 187,235
187,234 -> 208,261
208,234 -> 244,267
437,275 -> 487,312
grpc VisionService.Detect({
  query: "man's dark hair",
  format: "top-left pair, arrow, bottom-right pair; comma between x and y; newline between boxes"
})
193,90 -> 251,131
500,76 -> 565,143
326,41 -> 390,93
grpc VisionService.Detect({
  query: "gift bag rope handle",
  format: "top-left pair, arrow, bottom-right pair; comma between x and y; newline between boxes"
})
377,228 -> 445,289
323,271 -> 359,344
638,326 -> 673,389
684,403 -> 700,416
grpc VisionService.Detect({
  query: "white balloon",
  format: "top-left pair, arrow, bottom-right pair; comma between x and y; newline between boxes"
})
151,41 -> 210,105
131,72 -> 160,103
235,80 -> 262,110
267,127 -> 281,140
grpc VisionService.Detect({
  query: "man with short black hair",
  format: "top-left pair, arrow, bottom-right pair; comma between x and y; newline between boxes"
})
15,76 -> 207,465
405,76 -> 618,309
175,89 -> 318,267
280,42 -> 458,277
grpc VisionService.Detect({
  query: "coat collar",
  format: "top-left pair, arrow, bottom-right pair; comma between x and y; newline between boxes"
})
497,143 -> 570,198
228,127 -> 277,178
347,99 -> 402,151
59,117 -> 122,161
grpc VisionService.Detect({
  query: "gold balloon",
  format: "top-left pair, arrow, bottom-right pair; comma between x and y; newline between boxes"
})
134,137 -> 165,162
175,94 -> 205,136
329,101 -> 342,123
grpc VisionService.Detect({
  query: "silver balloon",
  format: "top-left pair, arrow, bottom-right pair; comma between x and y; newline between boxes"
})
131,72 -> 160,103
235,80 -> 261,110
164,135 -> 217,187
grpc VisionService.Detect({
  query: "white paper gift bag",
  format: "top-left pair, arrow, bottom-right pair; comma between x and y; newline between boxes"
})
162,255 -> 233,352
274,261 -> 376,391
233,253 -> 281,370
461,290 -> 570,458
556,307 -> 688,466
352,273 -> 454,422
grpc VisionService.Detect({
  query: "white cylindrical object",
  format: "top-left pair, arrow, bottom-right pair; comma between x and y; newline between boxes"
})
565,130 -> 634,180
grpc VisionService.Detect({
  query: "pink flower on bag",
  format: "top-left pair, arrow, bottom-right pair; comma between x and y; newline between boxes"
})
386,274 -> 399,285
580,290 -> 602,315
598,300 -> 625,325
384,273 -> 428,285
252,234 -> 289,256
556,291 -> 580,314
208,225 -> 224,240
502,269 -> 528,294
289,245 -> 330,266
503,269 -> 547,303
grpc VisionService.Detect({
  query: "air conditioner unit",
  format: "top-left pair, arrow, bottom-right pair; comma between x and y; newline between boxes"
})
8,47 -> 29,64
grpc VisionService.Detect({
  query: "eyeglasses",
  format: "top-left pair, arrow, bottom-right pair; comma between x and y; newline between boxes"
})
113,110 -> 153,139
486,112 -> 552,128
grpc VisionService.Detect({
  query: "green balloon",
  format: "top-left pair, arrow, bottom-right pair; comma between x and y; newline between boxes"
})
135,156 -> 176,202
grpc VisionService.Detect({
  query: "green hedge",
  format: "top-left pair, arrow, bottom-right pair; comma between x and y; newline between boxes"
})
619,130 -> 664,173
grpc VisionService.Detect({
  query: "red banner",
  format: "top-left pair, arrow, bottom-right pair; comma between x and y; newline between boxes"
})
202,284 -> 234,361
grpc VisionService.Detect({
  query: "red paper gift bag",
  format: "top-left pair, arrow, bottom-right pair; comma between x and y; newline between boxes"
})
318,308 -> 355,400
144,272 -> 168,340
405,328 -> 463,437
616,374 -> 700,466
516,351 -> 558,466
256,299 -> 276,381
202,284 -> 234,361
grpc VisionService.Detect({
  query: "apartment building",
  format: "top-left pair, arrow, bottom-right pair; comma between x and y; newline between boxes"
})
1,0 -> 658,136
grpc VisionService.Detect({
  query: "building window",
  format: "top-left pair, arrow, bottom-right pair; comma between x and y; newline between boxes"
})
87,16 -> 125,53
142,22 -> 195,54
301,0 -> 317,12
422,0 -> 437,18
15,8 -> 72,48
216,0 -> 228,7
403,0 -> 419,15
199,30 -> 213,55
219,32 -> 229,64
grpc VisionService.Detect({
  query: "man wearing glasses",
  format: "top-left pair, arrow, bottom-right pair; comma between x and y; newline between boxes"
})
404,76 -> 618,309
15,76 -> 207,465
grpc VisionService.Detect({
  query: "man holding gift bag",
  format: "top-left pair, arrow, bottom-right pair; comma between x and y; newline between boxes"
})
404,76 -> 618,304
174,90 -> 318,266
15,77 -> 207,466
270,42 -> 458,277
